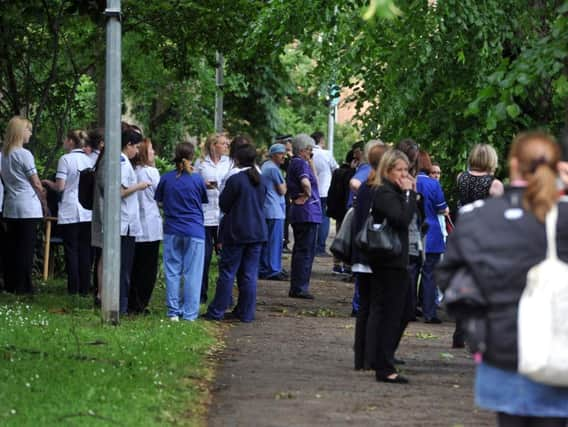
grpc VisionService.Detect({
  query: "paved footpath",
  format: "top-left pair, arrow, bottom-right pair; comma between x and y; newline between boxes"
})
206,254 -> 493,427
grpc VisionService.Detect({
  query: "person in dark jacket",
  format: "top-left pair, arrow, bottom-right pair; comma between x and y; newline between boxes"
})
437,131 -> 568,426
352,143 -> 387,370
205,144 -> 267,322
368,149 -> 417,384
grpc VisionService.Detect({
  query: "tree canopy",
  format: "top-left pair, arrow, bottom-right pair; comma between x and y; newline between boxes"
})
1,0 -> 566,181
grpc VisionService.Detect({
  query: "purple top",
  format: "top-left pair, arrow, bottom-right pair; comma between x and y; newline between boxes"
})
286,156 -> 322,224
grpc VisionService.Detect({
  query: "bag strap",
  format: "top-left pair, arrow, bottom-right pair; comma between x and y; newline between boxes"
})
545,204 -> 559,261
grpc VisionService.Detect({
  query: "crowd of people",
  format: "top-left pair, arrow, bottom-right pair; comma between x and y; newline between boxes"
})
1,114 -> 568,425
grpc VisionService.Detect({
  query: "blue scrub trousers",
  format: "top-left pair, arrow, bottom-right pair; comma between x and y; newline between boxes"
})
421,252 -> 442,320
163,234 -> 205,320
259,218 -> 284,278
290,222 -> 318,294
207,243 -> 262,322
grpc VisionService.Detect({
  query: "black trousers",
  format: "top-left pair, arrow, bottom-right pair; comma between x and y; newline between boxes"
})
497,412 -> 567,427
120,236 -> 136,314
4,218 -> 39,294
129,240 -> 160,313
369,266 -> 410,378
201,226 -> 219,303
354,272 -> 377,370
60,222 -> 92,295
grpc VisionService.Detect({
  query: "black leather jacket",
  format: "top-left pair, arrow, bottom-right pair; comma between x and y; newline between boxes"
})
436,187 -> 568,370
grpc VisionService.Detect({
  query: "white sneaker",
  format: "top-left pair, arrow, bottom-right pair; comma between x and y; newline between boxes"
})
169,316 -> 179,322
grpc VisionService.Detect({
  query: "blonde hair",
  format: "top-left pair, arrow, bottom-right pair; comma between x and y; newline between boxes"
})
376,149 -> 409,186
3,116 -> 32,155
362,139 -> 384,163
468,144 -> 498,174
66,129 -> 88,149
508,131 -> 560,222
203,132 -> 228,159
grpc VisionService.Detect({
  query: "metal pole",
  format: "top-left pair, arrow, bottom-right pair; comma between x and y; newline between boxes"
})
327,106 -> 335,155
101,0 -> 122,324
214,51 -> 224,133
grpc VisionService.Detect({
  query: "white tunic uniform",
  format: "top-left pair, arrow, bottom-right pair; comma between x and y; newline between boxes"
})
135,165 -> 163,242
120,153 -> 142,237
55,148 -> 94,224
1,148 -> 42,219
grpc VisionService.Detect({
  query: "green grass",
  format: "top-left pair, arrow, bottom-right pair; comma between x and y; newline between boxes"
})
0,264 -> 221,427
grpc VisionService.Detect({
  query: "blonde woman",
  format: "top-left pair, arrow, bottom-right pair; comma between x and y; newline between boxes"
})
196,133 -> 230,303
1,116 -> 47,294
457,143 -> 504,207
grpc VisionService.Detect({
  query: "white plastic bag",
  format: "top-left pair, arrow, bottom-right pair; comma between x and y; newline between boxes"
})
518,205 -> 568,386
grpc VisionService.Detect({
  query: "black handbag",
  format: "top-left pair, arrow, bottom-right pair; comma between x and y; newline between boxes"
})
355,211 -> 401,257
330,207 -> 354,263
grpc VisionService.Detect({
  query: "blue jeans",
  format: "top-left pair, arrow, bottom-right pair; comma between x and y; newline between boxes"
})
207,243 -> 262,322
259,218 -> 284,278
316,197 -> 329,253
163,234 -> 205,320
290,222 -> 318,294
421,252 -> 442,320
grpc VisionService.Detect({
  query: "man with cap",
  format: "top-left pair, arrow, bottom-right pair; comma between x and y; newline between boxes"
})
275,134 -> 293,253
259,143 -> 288,281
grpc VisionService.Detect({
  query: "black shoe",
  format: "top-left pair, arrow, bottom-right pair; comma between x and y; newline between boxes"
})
351,309 -> 358,318
282,246 -> 292,254
265,272 -> 288,281
452,339 -> 465,349
288,290 -> 315,300
377,374 -> 409,384
425,317 -> 442,324
393,358 -> 406,365
415,308 -> 423,318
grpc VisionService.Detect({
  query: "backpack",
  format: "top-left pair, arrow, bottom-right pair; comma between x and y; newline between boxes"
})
326,165 -> 355,220
518,204 -> 568,386
78,167 -> 95,210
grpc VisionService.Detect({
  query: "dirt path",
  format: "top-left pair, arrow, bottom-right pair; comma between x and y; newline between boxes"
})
206,254 -> 493,427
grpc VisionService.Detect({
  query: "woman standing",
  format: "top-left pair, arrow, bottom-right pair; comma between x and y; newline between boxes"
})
416,150 -> 448,324
128,138 -> 163,314
286,134 -> 322,300
352,143 -> 387,370
1,116 -> 48,294
452,143 -> 504,347
369,149 -> 417,383
155,142 -> 207,321
118,126 -> 149,314
205,144 -> 267,322
42,130 -> 94,295
438,131 -> 568,426
196,133 -> 231,303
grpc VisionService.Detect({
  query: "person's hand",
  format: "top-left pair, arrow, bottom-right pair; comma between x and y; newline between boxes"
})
293,194 -> 309,205
396,176 -> 414,191
206,180 -> 218,190
137,181 -> 151,191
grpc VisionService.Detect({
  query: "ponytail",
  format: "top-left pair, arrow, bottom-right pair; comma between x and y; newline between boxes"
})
176,158 -> 193,177
509,131 -> 560,223
523,164 -> 558,223
245,167 -> 261,186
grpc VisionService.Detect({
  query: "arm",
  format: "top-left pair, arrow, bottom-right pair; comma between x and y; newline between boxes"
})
372,187 -> 417,228
29,174 -> 48,215
41,178 -> 65,192
121,181 -> 150,198
349,177 -> 362,193
276,182 -> 287,195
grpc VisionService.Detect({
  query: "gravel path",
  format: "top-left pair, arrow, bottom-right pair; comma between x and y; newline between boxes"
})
206,253 -> 493,427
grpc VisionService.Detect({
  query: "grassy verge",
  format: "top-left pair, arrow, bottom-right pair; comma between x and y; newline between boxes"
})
0,267 -> 221,427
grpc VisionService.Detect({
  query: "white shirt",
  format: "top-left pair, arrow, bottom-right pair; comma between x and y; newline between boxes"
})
312,145 -> 338,198
55,149 -> 94,224
88,150 -> 100,165
1,148 -> 42,219
120,153 -> 142,237
196,155 -> 231,226
135,165 -> 163,242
